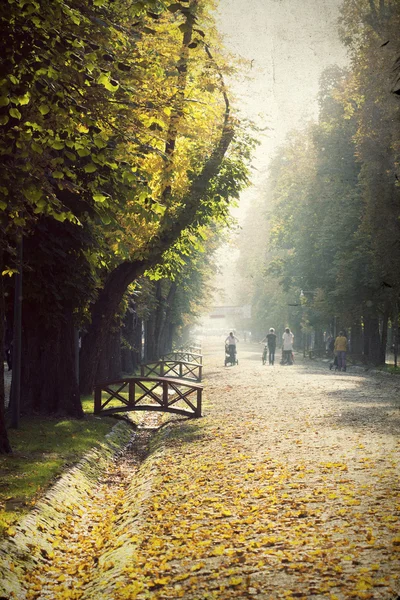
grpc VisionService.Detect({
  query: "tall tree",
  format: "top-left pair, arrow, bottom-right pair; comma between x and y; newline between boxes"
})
78,1 -> 252,393
1,0 -> 253,418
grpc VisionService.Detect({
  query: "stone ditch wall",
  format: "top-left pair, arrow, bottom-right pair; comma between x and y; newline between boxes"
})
0,421 -> 133,599
79,430 -> 168,599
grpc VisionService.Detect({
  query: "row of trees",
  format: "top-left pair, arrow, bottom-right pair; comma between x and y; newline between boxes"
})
237,0 -> 400,361
0,0 -> 254,452
96,228 -> 224,383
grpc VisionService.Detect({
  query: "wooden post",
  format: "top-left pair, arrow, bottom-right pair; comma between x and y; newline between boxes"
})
163,381 -> 169,409
129,380 -> 135,407
198,365 -> 202,382
196,387 -> 202,417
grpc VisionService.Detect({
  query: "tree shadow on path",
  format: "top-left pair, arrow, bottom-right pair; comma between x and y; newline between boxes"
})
323,379 -> 400,436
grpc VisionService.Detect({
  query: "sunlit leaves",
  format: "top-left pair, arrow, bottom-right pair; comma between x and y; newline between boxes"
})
97,72 -> 120,92
93,193 -> 108,203
22,186 -> 43,203
9,107 -> 21,120
84,163 -> 97,174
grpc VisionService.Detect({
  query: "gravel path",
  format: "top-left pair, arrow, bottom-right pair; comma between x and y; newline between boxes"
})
200,339 -> 400,598
20,339 -> 400,599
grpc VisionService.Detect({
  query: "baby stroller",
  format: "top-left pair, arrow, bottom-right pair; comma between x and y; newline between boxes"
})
280,348 -> 294,365
225,343 -> 238,366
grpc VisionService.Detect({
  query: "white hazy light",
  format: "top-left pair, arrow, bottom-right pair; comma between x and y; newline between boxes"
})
211,0 -> 349,305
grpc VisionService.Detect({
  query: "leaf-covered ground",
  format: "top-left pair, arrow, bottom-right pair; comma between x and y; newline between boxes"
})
20,340 -> 400,599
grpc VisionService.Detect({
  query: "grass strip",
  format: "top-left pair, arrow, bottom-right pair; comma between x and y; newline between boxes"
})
0,397 -> 115,538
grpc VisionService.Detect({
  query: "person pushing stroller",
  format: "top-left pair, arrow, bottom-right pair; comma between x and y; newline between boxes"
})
225,332 -> 239,366
281,328 -> 294,365
334,331 -> 347,372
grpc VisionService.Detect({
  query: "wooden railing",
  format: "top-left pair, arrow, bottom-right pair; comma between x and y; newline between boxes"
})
94,376 -> 202,418
140,360 -> 202,382
178,344 -> 202,353
162,351 -> 203,365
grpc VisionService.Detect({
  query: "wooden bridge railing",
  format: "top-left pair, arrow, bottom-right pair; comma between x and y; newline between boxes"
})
94,376 -> 202,418
177,344 -> 201,353
140,360 -> 202,382
162,351 -> 203,365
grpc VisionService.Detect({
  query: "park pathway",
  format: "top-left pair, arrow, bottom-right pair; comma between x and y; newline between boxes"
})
21,339 -> 399,599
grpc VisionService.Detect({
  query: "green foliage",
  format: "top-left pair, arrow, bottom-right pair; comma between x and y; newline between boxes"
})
1,1 -> 139,230
237,0 -> 400,354
1,0 -> 243,248
1,0 -> 253,332
0,0 -> 255,420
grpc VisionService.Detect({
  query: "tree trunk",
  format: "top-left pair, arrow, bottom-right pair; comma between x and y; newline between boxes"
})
161,1 -> 197,202
154,282 -> 165,358
181,325 -> 191,345
379,309 -> 389,365
393,306 -> 399,368
314,328 -> 324,351
158,282 -> 177,357
79,122 -> 234,391
96,325 -> 122,383
368,315 -> 381,365
0,368 -> 11,453
132,317 -> 142,371
293,325 -> 302,352
146,304 -> 158,362
121,309 -> 134,374
0,250 -> 12,453
108,328 -> 122,380
96,335 -> 109,384
166,321 -> 175,354
351,317 -> 363,355
80,261 -> 143,393
21,303 -> 83,416
363,315 -> 370,357
143,319 -> 150,362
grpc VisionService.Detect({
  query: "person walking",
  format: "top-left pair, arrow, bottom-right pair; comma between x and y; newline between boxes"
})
282,328 -> 294,365
334,331 -> 348,372
261,328 -> 277,365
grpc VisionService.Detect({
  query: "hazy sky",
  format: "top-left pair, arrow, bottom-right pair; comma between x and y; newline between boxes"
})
212,0 -> 349,306
216,0 -> 348,183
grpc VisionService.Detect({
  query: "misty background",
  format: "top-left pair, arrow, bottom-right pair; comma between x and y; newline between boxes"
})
213,0 -> 349,306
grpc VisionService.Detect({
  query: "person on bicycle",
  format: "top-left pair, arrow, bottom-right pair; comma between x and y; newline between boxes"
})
261,328 -> 277,365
